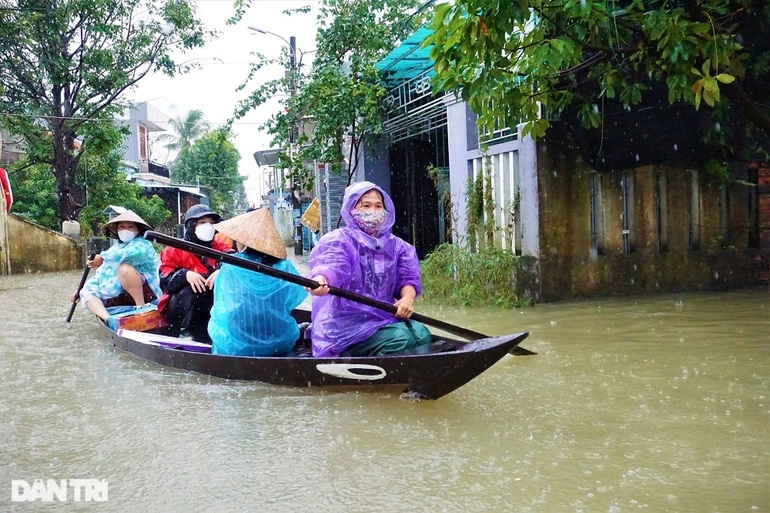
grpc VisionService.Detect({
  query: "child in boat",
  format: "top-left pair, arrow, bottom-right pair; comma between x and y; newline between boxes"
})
157,204 -> 232,341
208,208 -> 307,356
75,210 -> 162,322
307,181 -> 431,357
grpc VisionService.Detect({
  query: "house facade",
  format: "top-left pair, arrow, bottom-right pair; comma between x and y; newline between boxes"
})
333,28 -> 769,302
118,102 -> 207,234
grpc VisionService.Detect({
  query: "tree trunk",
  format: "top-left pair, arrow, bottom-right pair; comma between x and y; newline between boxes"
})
52,132 -> 85,222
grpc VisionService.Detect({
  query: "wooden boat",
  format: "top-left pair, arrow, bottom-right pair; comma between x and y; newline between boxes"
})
99,309 -> 529,400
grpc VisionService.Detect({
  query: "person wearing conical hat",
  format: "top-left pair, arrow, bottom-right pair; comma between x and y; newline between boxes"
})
208,208 -> 307,356
73,209 -> 162,323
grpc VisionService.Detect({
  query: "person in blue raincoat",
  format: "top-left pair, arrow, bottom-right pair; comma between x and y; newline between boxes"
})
76,210 -> 162,322
307,181 -> 431,357
208,208 -> 307,356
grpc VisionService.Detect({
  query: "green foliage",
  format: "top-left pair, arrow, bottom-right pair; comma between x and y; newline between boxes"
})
75,149 -> 170,238
0,0 -> 207,222
483,163 -> 495,248
233,0 -> 427,191
9,135 -> 171,237
465,173 -> 483,252
420,243 -> 528,308
170,128 -> 247,218
425,0 -> 770,153
8,164 -> 59,231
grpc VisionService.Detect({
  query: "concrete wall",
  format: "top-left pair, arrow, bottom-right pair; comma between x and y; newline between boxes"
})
7,214 -> 84,274
535,124 -> 762,301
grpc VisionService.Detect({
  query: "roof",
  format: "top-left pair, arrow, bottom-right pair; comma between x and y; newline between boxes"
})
253,149 -> 283,167
375,27 -> 436,84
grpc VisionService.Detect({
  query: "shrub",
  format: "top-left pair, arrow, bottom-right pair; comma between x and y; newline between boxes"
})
420,243 -> 530,308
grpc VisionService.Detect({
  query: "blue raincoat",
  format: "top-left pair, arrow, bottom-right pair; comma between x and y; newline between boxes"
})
209,252 -> 307,357
308,181 -> 423,357
80,237 -> 161,308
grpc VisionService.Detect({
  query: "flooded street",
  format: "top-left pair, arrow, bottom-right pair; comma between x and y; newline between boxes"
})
0,268 -> 767,512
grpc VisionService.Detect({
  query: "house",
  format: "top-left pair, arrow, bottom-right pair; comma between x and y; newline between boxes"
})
118,102 -> 208,234
321,27 -> 769,302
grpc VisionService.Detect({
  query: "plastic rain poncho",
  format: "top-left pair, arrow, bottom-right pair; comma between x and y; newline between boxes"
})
209,251 -> 307,357
308,181 -> 423,357
80,237 -> 161,308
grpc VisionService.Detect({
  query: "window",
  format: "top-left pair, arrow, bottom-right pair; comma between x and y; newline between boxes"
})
748,168 -> 759,249
654,170 -> 669,252
138,125 -> 148,160
589,173 -> 604,259
621,171 -> 635,254
686,169 -> 701,250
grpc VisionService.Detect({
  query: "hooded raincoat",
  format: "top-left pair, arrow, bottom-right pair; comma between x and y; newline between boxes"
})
209,252 -> 307,356
308,181 -> 423,357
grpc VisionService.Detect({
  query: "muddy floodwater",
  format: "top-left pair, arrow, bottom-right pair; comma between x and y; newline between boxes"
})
0,269 -> 767,512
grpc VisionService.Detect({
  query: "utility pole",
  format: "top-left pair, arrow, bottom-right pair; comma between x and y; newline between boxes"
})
248,27 -> 304,255
288,35 -> 303,256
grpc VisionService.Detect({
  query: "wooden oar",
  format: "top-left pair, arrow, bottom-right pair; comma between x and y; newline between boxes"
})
66,254 -> 95,322
144,231 -> 536,356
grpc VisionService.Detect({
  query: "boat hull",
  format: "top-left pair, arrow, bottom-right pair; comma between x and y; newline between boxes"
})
99,312 -> 528,400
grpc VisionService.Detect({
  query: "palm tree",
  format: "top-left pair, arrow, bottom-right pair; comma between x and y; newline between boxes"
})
156,109 -> 211,152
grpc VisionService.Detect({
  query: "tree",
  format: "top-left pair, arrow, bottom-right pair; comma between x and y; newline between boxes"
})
0,0 -> 206,223
11,122 -> 170,235
170,128 -> 246,218
155,108 -> 211,153
425,0 -> 770,166
232,0 -> 428,190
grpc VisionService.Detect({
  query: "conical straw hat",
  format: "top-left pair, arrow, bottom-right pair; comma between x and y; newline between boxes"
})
213,208 -> 287,259
102,210 -> 152,239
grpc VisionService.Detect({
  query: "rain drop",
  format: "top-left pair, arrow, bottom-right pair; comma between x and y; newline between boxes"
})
635,154 -> 640,162
673,143 -> 678,151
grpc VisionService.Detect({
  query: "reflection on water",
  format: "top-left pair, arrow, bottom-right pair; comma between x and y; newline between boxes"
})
1,270 -> 768,512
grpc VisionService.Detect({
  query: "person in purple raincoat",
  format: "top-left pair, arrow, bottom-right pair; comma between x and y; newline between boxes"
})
307,181 -> 431,357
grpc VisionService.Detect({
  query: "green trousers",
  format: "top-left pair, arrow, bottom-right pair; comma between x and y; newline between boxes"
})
341,320 -> 432,357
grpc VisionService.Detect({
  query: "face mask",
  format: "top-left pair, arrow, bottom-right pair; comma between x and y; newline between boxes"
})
118,229 -> 137,243
195,222 -> 216,242
351,209 -> 387,237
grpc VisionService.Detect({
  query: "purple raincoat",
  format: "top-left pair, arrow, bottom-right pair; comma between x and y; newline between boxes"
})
308,181 -> 422,357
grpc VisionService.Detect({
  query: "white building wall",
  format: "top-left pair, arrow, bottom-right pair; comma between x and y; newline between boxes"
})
445,96 -> 538,255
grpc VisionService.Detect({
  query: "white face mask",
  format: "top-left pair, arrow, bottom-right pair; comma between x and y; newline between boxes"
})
118,229 -> 137,243
195,223 -> 216,242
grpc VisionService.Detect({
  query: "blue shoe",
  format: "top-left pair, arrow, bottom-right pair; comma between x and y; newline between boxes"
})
106,316 -> 118,331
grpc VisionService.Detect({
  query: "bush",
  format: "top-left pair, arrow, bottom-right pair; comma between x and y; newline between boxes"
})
420,243 -> 530,308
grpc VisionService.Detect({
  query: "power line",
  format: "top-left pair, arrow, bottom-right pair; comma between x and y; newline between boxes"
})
0,112 -> 273,127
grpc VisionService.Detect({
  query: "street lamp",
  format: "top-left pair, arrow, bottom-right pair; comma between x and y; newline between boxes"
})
248,26 -> 303,255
